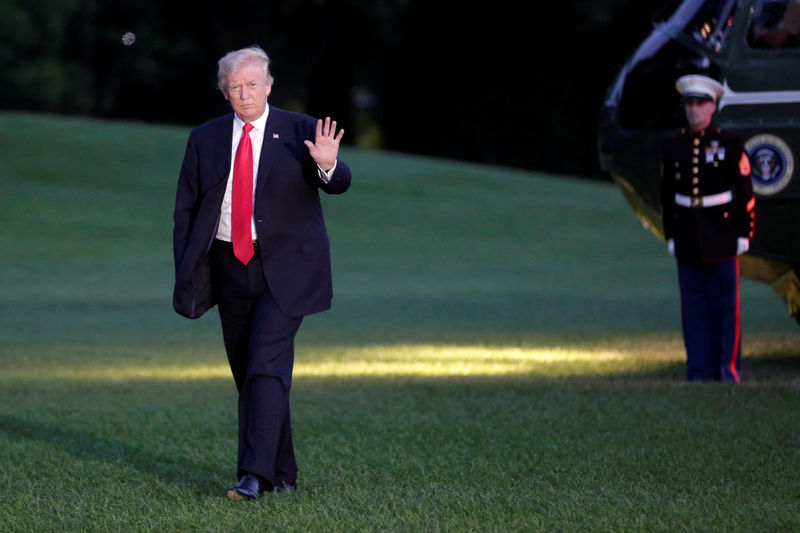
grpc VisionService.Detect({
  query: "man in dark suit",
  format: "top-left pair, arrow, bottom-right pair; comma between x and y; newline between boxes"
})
173,45 -> 351,498
661,74 -> 755,383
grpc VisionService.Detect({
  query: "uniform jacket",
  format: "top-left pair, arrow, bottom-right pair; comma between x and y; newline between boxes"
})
661,125 -> 755,263
173,106 -> 351,319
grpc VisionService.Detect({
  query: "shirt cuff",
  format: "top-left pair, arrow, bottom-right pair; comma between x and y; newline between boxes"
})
317,159 -> 338,183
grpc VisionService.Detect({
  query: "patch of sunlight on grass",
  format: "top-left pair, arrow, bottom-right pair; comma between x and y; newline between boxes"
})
5,342 -> 686,382
6,364 -> 232,382
295,344 -> 680,377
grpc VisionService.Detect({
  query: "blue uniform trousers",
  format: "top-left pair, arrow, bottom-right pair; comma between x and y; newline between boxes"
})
677,257 -> 741,383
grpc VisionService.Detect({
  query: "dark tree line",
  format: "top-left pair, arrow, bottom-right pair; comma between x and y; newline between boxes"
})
0,0 -> 660,177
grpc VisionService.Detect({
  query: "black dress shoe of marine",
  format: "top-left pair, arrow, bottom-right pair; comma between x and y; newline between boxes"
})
271,481 -> 299,494
226,474 -> 263,500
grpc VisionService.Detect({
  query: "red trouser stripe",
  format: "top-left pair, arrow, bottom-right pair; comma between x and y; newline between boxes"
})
729,258 -> 741,384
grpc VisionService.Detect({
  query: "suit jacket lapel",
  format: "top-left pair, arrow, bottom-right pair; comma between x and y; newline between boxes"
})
215,114 -> 234,187
255,107 -> 282,202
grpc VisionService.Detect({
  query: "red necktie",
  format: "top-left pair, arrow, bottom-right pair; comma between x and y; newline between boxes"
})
232,123 -> 255,264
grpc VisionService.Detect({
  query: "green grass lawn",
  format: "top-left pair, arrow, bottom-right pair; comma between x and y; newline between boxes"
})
1,112 -> 799,531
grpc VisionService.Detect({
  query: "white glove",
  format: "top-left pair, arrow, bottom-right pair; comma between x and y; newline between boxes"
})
737,237 -> 750,255
667,239 -> 675,256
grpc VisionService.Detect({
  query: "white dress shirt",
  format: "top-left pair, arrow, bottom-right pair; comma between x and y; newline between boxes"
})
216,109 -> 268,242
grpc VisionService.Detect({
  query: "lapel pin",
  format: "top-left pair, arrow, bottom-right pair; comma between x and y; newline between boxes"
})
272,133 -> 280,140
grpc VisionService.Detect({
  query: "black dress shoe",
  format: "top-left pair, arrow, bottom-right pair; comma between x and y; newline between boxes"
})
271,481 -> 299,494
226,474 -> 263,500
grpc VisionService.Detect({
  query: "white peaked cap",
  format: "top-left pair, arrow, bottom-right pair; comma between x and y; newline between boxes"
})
675,74 -> 724,101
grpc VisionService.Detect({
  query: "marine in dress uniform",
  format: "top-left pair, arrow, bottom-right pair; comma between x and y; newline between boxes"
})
661,74 -> 756,383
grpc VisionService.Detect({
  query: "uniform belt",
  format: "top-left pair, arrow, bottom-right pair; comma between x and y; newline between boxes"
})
675,190 -> 733,208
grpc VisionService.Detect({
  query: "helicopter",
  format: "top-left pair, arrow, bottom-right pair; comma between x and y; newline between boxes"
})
598,0 -> 800,323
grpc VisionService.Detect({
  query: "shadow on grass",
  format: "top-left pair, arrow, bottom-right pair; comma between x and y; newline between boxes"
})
744,352 -> 800,381
567,352 -> 800,385
0,413 -> 227,496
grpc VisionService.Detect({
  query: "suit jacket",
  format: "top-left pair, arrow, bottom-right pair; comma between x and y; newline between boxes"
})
661,125 -> 755,263
173,106 -> 351,319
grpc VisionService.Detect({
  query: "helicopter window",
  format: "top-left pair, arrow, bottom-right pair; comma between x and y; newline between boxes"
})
656,0 -> 740,54
615,33 -> 721,129
748,0 -> 800,48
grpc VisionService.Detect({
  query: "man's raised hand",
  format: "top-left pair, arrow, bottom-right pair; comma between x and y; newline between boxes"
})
304,117 -> 344,171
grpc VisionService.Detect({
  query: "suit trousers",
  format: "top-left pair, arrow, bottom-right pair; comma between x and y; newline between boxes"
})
677,257 -> 741,383
210,239 -> 303,485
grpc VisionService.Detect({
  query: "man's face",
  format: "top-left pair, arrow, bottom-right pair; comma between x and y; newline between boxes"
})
684,98 -> 716,132
224,61 -> 272,123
